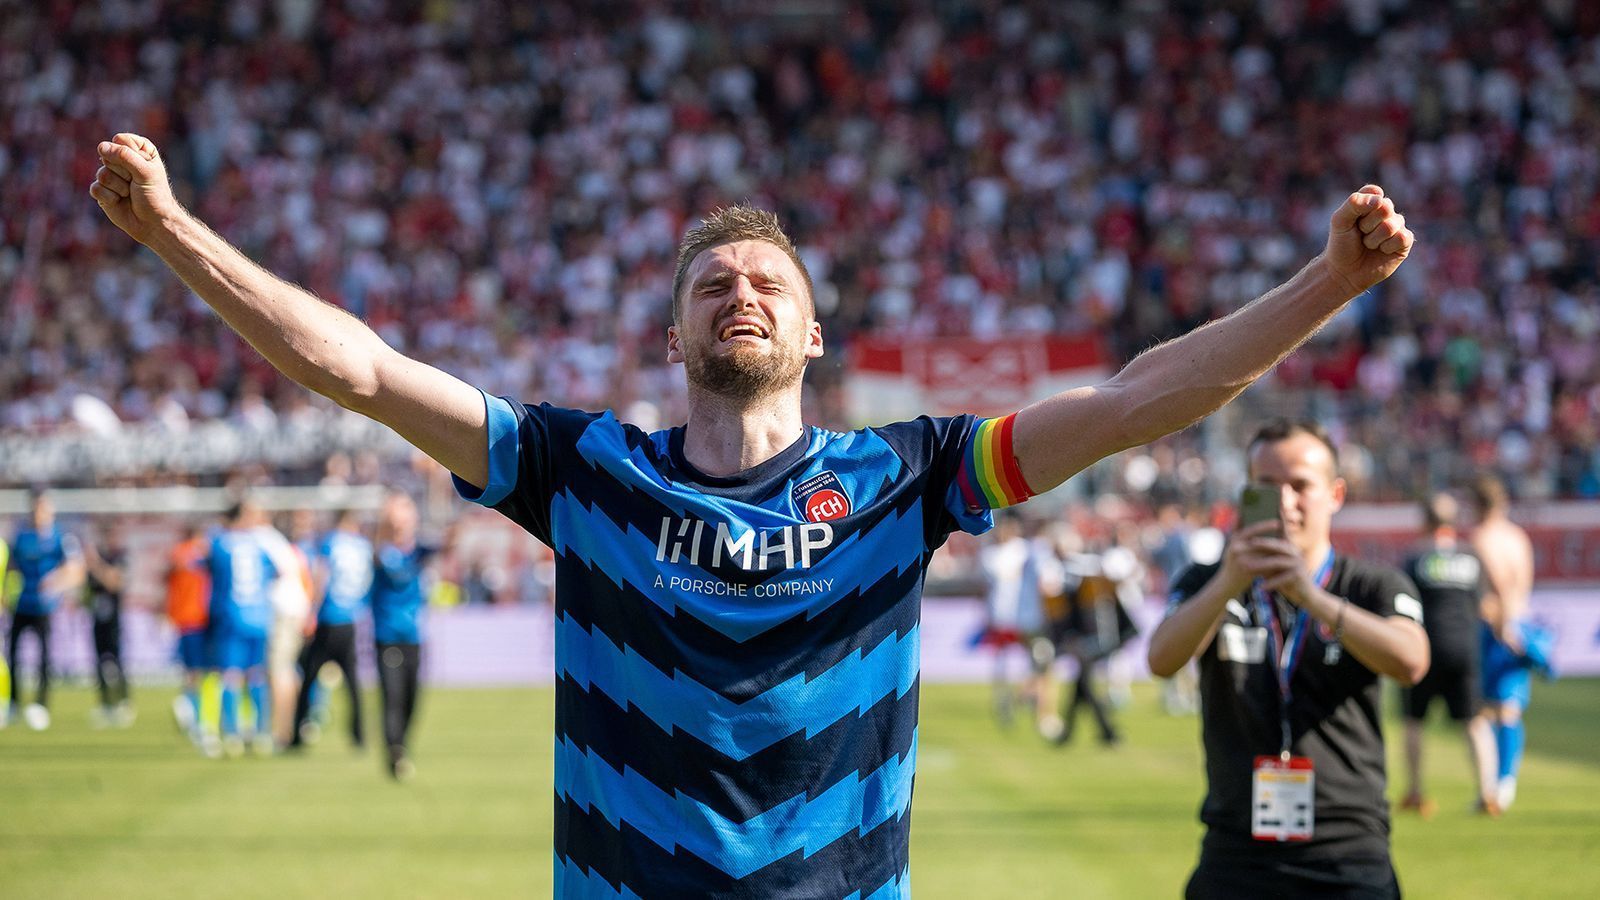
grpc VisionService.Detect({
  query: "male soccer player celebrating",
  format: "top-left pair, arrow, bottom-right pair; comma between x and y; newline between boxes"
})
1148,421 -> 1430,899
92,131 -> 1413,897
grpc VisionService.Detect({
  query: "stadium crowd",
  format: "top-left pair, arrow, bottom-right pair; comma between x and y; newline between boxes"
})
2,0 -> 1599,501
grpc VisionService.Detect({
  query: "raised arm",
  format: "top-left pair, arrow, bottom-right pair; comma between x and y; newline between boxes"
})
89,133 -> 490,489
1013,186 -> 1413,492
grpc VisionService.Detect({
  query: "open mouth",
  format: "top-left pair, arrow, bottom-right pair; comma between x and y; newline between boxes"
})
718,321 -> 771,341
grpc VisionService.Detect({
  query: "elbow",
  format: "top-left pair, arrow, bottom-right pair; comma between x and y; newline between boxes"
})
1399,654 -> 1431,688
1408,631 -> 1433,686
1147,658 -> 1180,680
303,353 -> 384,415
1394,644 -> 1431,687
1145,634 -> 1181,679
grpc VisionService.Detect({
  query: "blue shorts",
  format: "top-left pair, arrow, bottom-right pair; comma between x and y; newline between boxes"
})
176,631 -> 211,670
1481,623 -> 1532,708
211,631 -> 268,672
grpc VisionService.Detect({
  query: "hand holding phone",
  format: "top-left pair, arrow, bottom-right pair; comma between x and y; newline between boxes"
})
1238,483 -> 1282,534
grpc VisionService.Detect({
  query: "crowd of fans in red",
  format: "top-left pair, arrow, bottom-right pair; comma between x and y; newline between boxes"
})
3,0 -> 1598,500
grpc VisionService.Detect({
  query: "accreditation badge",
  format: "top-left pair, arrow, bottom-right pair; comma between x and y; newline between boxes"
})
1251,755 -> 1315,842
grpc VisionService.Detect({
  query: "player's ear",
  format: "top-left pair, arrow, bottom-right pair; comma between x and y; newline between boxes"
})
666,325 -> 684,364
1330,477 -> 1347,512
804,320 -> 823,360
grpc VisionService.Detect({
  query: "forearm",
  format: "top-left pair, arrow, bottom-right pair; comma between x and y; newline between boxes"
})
1302,588 -> 1430,684
1147,575 -> 1240,677
1109,255 -> 1355,448
144,209 -> 390,407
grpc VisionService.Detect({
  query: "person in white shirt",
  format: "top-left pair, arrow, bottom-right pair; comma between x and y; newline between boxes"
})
253,508 -> 313,751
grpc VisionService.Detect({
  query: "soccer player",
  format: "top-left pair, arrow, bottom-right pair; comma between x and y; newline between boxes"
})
206,500 -> 279,757
1466,474 -> 1536,811
4,490 -> 83,731
291,508 -> 372,750
84,524 -> 135,728
1148,421 -> 1429,899
92,131 -> 1413,896
370,492 -> 440,780
253,509 -> 313,749
977,514 -> 1035,728
1399,492 -> 1497,817
164,520 -> 212,739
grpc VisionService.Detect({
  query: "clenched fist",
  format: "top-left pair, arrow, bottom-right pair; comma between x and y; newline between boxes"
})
89,133 -> 182,245
1322,184 -> 1415,296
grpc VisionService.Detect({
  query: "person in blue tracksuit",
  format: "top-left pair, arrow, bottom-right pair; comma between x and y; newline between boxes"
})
370,492 -> 443,780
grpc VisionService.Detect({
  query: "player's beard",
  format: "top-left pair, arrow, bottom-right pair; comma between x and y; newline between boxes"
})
684,333 -> 807,399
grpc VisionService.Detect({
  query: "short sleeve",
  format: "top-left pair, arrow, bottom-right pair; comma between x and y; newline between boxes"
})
1369,567 -> 1424,624
1165,562 -> 1220,614
452,390 -> 524,507
874,414 -> 993,548
451,391 -> 599,546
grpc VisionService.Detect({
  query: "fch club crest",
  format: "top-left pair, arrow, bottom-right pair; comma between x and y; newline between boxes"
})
791,470 -> 852,523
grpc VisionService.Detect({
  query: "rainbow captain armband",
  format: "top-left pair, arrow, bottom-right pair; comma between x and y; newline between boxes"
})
955,413 -> 1035,512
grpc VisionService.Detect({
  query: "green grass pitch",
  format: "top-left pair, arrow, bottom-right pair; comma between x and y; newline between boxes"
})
3,679 -> 1596,898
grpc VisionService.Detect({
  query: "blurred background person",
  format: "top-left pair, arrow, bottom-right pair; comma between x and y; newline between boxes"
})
1467,475 -> 1539,812
1052,542 -> 1136,747
370,492 -> 442,780
1400,492 -> 1497,818
254,508 -> 313,750
291,508 -> 373,751
4,489 -> 83,731
977,513 -> 1032,727
165,520 -> 213,742
83,523 -> 134,728
206,499 -> 279,757
287,509 -> 333,736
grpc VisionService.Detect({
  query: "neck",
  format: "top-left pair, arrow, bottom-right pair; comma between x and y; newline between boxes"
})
1296,538 -> 1334,568
1433,527 -> 1456,546
681,383 -> 805,476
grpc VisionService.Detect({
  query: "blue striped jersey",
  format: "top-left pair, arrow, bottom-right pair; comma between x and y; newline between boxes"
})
454,393 -> 1010,899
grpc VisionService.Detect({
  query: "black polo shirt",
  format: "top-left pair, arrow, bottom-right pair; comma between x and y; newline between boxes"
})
1169,556 -> 1422,862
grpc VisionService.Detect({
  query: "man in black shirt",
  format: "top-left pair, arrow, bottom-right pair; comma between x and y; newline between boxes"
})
1399,492 -> 1497,818
1149,420 -> 1430,899
84,525 -> 134,728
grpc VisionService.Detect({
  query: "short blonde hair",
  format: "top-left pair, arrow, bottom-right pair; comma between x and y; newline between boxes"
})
671,205 -> 814,322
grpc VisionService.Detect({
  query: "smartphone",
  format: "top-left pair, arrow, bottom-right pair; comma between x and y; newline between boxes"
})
1238,483 -> 1282,532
